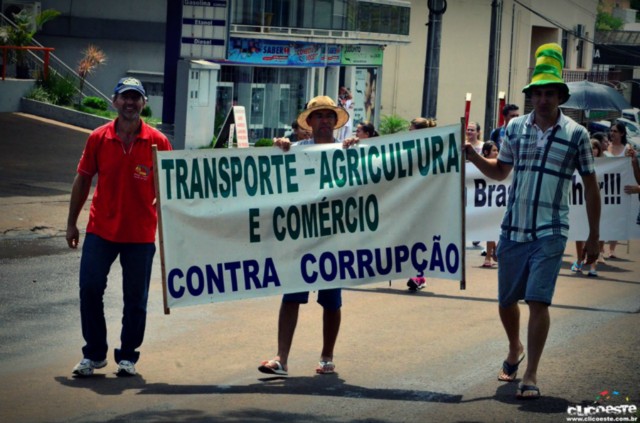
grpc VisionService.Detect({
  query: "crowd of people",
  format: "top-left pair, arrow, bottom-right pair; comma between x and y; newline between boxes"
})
65,42 -> 639,406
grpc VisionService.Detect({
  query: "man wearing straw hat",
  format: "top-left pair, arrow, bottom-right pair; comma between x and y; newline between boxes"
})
258,96 -> 349,376
464,43 -> 601,399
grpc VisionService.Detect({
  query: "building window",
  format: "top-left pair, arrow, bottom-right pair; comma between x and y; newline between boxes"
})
231,0 -> 409,36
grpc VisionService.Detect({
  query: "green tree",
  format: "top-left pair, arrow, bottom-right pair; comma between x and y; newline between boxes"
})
0,8 -> 60,77
596,5 -> 624,30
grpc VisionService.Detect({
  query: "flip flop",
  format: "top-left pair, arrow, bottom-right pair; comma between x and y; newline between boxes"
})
316,361 -> 335,374
516,383 -> 541,400
258,359 -> 288,376
498,352 -> 525,382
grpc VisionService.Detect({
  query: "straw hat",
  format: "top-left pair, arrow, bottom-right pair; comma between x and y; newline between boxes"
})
297,96 -> 350,131
522,43 -> 570,104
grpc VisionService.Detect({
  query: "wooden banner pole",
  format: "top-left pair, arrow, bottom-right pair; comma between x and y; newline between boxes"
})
152,146 -> 171,315
460,117 -> 467,290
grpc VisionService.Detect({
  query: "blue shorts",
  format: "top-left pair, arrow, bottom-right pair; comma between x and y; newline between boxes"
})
496,235 -> 567,307
283,288 -> 342,311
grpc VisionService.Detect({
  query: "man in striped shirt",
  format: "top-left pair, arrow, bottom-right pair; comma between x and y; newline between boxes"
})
464,43 -> 601,400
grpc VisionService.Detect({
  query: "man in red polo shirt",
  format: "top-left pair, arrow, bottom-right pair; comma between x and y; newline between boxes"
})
66,77 -> 172,377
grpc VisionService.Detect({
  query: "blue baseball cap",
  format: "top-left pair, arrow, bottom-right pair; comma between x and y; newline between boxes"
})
113,77 -> 146,96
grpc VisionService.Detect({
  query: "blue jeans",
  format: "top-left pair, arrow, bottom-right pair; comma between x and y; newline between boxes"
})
79,233 -> 156,364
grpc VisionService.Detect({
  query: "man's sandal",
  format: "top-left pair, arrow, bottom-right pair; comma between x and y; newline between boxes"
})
316,361 -> 335,374
258,359 -> 288,376
516,383 -> 540,399
498,353 -> 525,382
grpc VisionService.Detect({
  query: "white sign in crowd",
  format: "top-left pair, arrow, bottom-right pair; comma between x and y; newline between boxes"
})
466,157 -> 639,241
155,125 -> 640,311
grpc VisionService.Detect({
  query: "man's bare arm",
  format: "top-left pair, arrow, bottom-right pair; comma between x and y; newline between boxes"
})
66,173 -> 92,248
464,144 -> 513,181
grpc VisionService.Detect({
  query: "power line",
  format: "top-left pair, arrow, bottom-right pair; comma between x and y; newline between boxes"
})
565,0 -> 598,19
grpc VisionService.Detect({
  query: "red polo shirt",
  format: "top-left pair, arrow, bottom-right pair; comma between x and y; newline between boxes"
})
77,119 -> 172,243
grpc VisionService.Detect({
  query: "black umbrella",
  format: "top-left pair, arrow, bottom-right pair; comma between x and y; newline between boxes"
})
561,80 -> 631,111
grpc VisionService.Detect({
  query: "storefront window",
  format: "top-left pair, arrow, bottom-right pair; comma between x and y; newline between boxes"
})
218,66 -> 308,140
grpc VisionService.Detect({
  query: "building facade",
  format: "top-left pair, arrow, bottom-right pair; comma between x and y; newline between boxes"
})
8,0 -> 599,140
381,0 -> 599,134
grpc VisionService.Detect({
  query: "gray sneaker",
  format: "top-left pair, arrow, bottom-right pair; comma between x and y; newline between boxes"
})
116,360 -> 137,377
72,358 -> 107,376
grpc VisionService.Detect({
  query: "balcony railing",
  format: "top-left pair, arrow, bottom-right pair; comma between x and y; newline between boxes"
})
1,11 -> 111,105
1,45 -> 54,80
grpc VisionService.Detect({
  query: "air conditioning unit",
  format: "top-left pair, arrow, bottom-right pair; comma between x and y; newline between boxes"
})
2,1 -> 41,31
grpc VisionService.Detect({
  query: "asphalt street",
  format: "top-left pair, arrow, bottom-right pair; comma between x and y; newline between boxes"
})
0,113 -> 638,423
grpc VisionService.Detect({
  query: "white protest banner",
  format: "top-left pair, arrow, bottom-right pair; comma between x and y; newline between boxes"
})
155,125 -> 463,310
465,157 -> 638,241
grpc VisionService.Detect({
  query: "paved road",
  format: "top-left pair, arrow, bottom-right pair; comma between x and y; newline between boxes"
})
0,113 -> 638,423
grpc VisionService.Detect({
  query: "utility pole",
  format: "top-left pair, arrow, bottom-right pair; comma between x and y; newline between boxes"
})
422,0 -> 447,119
484,0 -> 502,139
160,0 -> 182,140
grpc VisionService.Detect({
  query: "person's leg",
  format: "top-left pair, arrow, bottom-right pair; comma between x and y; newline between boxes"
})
571,241 -> 585,272
115,242 -> 156,364
498,302 -> 524,379
485,241 -> 497,266
520,235 -> 566,396
575,241 -> 584,261
318,289 -> 342,362
274,301 -> 300,370
521,301 -> 550,389
496,237 -> 527,381
321,308 -> 341,361
608,240 -> 618,257
79,234 -> 119,361
259,292 -> 307,374
315,289 -> 342,374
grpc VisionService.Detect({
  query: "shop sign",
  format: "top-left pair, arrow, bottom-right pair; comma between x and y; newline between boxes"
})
225,39 -> 341,66
227,39 -> 290,65
341,45 -> 384,66
180,0 -> 228,60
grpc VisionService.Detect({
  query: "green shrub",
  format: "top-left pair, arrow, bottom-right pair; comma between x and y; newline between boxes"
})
74,104 -> 116,119
81,96 -> 108,110
141,105 -> 153,117
379,114 -> 409,135
254,138 -> 274,147
40,72 -> 77,106
26,86 -> 56,103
